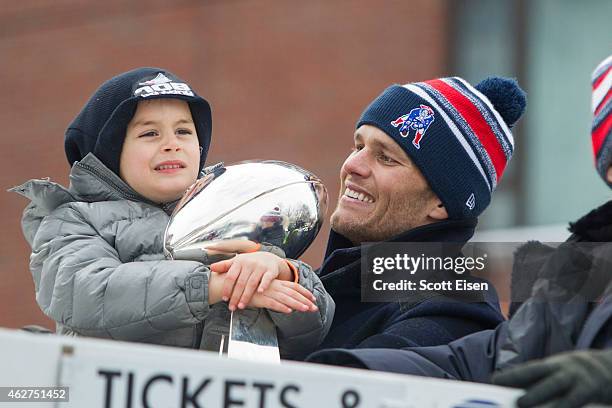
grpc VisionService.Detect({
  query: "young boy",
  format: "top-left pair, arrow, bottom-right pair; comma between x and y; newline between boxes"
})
12,67 -> 334,358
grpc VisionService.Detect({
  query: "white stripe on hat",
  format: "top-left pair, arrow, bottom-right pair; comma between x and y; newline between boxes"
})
417,81 -> 498,189
592,55 -> 612,81
592,65 -> 612,113
452,77 -> 515,151
403,83 -> 493,192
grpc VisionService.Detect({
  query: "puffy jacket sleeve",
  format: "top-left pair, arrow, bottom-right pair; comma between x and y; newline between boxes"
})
267,259 -> 335,359
29,204 -> 211,341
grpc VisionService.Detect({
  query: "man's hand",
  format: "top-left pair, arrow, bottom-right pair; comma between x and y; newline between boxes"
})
211,252 -> 314,311
249,280 -> 318,314
205,239 -> 260,255
492,349 -> 612,408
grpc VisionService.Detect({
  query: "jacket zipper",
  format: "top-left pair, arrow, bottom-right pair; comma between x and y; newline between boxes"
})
77,162 -> 181,215
76,162 -> 144,201
193,322 -> 204,348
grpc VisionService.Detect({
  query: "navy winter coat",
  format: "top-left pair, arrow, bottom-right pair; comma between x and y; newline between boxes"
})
302,218 -> 504,362
308,201 -> 612,380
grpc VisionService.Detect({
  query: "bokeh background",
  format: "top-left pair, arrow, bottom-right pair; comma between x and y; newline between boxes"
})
1,0 -> 610,329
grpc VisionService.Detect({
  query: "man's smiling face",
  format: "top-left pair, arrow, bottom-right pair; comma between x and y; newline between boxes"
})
330,125 -> 441,244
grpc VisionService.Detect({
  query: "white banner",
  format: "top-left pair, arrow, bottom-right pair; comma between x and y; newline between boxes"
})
0,328 -> 520,407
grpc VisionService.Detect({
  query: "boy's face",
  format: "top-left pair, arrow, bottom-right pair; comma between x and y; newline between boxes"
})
120,99 -> 200,204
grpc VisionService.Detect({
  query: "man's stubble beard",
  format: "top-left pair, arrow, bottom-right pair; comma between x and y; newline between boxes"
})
330,193 -> 432,245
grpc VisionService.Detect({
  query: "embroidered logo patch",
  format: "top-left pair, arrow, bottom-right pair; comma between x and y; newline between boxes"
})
138,73 -> 172,86
391,104 -> 435,149
133,73 -> 194,98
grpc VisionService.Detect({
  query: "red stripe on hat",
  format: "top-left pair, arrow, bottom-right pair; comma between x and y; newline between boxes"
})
593,66 -> 612,89
593,114 -> 612,158
595,89 -> 612,116
426,79 -> 508,181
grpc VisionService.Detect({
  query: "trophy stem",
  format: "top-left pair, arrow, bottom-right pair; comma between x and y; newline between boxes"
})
227,310 -> 281,364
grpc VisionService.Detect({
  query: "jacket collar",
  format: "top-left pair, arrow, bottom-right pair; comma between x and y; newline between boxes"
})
568,199 -> 612,242
70,153 -> 147,202
70,153 -> 179,213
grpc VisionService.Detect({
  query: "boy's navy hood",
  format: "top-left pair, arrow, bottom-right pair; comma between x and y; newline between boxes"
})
64,67 -> 212,176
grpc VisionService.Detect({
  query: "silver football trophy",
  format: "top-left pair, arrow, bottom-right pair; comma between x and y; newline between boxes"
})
164,161 -> 327,363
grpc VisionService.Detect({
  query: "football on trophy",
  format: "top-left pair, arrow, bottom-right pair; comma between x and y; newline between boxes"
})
164,160 -> 328,261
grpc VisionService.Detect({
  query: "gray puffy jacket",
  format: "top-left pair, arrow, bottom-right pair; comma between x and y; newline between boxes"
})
11,153 -> 334,357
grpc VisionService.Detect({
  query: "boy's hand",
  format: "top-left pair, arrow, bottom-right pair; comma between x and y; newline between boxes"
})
249,280 -> 319,314
211,252 -> 312,311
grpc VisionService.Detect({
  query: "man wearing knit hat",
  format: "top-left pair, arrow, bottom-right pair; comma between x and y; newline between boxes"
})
308,55 -> 612,408
592,54 -> 612,186
299,75 -> 527,361
492,52 -> 612,408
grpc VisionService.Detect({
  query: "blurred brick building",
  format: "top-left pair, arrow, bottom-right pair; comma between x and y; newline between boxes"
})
1,0 -> 450,329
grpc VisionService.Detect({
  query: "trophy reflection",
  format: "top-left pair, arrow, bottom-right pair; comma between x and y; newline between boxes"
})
164,161 -> 327,362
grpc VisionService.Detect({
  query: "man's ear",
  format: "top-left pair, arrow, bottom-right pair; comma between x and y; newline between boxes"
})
429,202 -> 448,220
607,166 -> 612,184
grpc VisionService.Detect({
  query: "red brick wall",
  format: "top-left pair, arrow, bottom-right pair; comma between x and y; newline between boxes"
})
0,0 -> 450,329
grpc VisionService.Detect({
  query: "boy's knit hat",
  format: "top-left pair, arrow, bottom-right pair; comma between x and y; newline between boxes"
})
592,55 -> 612,187
357,76 -> 526,219
64,67 -> 212,175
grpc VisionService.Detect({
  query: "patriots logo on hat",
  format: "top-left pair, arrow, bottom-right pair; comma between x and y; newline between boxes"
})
391,105 -> 435,149
138,73 -> 172,86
